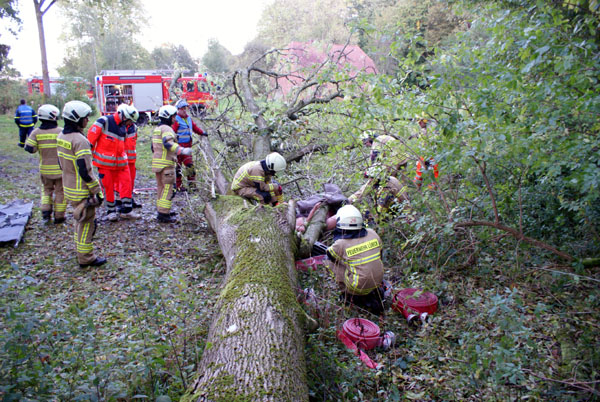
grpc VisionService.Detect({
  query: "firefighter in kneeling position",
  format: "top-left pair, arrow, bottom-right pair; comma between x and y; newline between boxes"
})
231,152 -> 286,205
25,104 -> 67,223
57,101 -> 106,268
152,105 -> 192,223
326,205 -> 386,314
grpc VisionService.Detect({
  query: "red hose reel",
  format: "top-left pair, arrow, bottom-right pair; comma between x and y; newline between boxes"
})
392,288 -> 438,323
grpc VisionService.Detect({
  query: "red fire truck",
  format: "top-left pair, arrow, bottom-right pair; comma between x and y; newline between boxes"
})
27,76 -> 94,100
94,70 -> 216,124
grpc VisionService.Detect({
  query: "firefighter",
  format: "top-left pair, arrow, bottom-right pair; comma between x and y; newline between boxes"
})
172,99 -> 207,191
24,104 -> 66,223
348,167 -> 410,220
116,104 -> 142,209
325,205 -> 386,314
15,99 -> 38,148
231,152 -> 286,206
152,105 -> 192,223
412,118 -> 439,189
88,104 -> 140,221
57,101 -> 106,268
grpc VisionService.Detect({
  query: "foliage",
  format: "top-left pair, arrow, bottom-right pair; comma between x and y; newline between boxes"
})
0,117 -> 222,400
0,0 -> 21,75
200,38 -> 233,74
151,44 -> 197,72
0,79 -> 26,114
57,0 -> 152,83
257,0 -> 354,48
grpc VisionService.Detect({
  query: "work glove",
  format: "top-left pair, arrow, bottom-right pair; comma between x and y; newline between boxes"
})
87,192 -> 104,207
178,147 -> 192,156
272,181 -> 283,196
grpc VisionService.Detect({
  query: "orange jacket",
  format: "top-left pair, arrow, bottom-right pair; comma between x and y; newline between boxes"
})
87,113 -> 128,170
124,122 -> 137,163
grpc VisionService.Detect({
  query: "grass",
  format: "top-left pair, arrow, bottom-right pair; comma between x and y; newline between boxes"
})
0,114 -> 223,400
0,113 -> 599,401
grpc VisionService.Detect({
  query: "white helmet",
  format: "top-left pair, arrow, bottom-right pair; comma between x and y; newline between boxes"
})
38,104 -> 60,121
336,205 -> 363,230
265,152 -> 286,173
158,105 -> 178,119
117,104 -> 139,122
62,101 -> 92,123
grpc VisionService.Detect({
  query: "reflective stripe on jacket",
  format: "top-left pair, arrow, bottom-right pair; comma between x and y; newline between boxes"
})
15,105 -> 37,127
231,161 -> 275,193
327,228 -> 384,295
124,123 -> 137,162
57,132 -> 101,202
151,125 -> 180,172
87,114 -> 128,170
25,127 -> 63,178
175,115 -> 193,144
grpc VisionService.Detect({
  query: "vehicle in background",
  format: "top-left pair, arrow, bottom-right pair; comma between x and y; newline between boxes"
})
95,70 -> 217,125
27,76 -> 94,100
162,74 -> 218,117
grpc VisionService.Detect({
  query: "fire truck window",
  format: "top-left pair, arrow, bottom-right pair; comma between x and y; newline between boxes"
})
199,82 -> 209,92
186,81 -> 194,92
32,83 -> 41,92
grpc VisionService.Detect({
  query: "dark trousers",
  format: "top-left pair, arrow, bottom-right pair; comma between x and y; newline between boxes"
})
18,126 -> 33,147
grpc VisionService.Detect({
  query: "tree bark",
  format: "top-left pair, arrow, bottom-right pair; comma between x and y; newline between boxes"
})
237,69 -> 271,159
183,196 -> 309,402
33,0 -> 54,98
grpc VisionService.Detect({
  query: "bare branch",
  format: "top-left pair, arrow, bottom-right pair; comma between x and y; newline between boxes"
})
454,220 -> 574,261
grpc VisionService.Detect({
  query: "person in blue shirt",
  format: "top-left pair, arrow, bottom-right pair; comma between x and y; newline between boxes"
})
15,99 -> 38,148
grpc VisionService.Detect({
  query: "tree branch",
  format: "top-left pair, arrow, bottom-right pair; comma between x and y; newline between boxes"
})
454,220 -> 574,261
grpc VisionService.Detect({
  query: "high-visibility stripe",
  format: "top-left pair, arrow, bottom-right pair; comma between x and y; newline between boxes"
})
346,239 -> 380,257
57,139 -> 72,149
25,138 -> 37,147
38,144 -> 57,149
40,165 -> 62,175
36,133 -> 58,141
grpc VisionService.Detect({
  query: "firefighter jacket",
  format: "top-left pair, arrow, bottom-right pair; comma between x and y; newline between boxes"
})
124,123 -> 138,163
57,129 -> 101,202
371,135 -> 397,163
231,160 -> 276,194
87,113 -> 128,170
151,125 -> 184,173
25,125 -> 63,179
173,114 -> 205,145
15,104 -> 37,128
327,228 -> 384,295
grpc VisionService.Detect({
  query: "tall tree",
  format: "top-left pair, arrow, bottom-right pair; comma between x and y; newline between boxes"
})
257,0 -> 353,48
200,38 -> 232,73
0,0 -> 21,75
57,0 -> 150,82
33,0 -> 56,97
150,44 -> 197,72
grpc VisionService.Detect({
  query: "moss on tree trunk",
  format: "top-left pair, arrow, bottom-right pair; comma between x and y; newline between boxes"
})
183,196 -> 308,402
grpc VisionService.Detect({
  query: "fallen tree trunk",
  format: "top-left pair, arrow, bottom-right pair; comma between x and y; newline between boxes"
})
183,196 -> 309,402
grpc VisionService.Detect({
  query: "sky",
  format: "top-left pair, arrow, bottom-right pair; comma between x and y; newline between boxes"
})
1,0 -> 273,78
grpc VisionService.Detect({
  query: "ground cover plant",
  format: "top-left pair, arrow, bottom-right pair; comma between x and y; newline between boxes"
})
1,0 -> 599,400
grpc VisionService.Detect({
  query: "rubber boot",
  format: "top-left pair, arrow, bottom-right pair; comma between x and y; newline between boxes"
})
157,212 -> 177,223
42,210 -> 51,221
